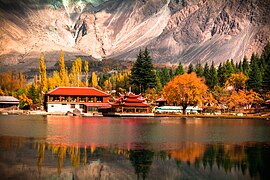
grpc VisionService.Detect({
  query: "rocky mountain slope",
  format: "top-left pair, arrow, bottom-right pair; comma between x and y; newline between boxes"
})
0,0 -> 269,72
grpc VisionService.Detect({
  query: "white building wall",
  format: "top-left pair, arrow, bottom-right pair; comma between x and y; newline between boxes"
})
47,103 -> 84,113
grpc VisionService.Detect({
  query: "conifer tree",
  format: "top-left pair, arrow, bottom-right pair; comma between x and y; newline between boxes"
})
195,62 -> 204,77
208,61 -> 219,89
142,48 -> 156,91
130,48 -> 156,93
203,62 -> 210,80
187,64 -> 194,74
175,62 -> 185,76
39,53 -> 47,93
224,59 -> 234,83
242,56 -> 250,77
217,63 -> 226,87
247,53 -> 262,91
262,42 -> 270,91
130,49 -> 144,92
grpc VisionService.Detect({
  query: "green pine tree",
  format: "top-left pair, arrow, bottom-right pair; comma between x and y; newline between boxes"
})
175,62 -> 185,76
208,61 -> 219,89
247,53 -> 262,91
130,48 -> 156,93
217,63 -> 226,87
195,62 -> 204,77
187,64 -> 194,74
242,56 -> 250,77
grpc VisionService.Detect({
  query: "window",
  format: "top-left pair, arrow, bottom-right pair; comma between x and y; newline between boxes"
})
79,97 -> 86,102
70,97 -> 77,102
97,97 -> 103,102
62,103 -> 67,105
88,97 -> 94,102
79,104 -> 84,109
70,104 -> 75,108
61,96 -> 67,102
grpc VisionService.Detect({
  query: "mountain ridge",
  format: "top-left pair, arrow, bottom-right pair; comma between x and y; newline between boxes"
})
0,0 -> 269,73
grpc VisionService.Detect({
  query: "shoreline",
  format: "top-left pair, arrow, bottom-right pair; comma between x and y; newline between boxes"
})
0,110 -> 269,119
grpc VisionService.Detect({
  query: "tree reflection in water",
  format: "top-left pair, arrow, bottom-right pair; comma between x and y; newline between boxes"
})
129,150 -> 154,180
0,136 -> 270,179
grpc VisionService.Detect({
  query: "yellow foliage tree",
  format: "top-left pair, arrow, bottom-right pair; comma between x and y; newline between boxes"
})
69,58 -> 82,87
59,50 -> 70,86
163,73 -> 208,114
19,94 -> 33,109
84,61 -> 89,87
225,72 -> 248,91
39,53 -> 47,93
91,72 -> 98,88
47,71 -> 61,90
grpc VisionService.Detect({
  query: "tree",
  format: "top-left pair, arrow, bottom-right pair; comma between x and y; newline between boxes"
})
175,62 -> 185,76
91,72 -> 98,88
19,94 -> 33,109
187,64 -> 194,74
163,73 -> 208,114
225,73 -> 248,91
247,53 -> 262,91
59,50 -> 70,86
207,62 -> 219,90
130,48 -> 156,93
39,53 -> 47,93
217,63 -> 226,87
203,62 -> 210,85
262,42 -> 270,91
195,62 -> 204,77
69,58 -> 82,87
84,60 -> 89,87
242,56 -> 250,77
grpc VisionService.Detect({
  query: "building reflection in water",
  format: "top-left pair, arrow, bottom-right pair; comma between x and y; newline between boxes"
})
0,136 -> 269,179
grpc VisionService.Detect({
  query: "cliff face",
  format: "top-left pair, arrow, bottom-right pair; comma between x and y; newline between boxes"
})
0,0 -> 269,72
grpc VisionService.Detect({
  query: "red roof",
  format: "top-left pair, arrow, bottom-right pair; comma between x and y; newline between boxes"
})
124,98 -> 145,103
125,92 -> 142,98
47,87 -> 110,97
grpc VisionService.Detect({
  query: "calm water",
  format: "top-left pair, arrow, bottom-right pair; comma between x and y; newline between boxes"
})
0,115 -> 270,179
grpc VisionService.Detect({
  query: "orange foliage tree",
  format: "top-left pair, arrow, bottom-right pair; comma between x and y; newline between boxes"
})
163,73 -> 208,114
226,89 -> 261,112
225,72 -> 248,91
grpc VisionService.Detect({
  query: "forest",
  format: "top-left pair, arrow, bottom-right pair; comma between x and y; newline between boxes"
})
0,42 -> 269,113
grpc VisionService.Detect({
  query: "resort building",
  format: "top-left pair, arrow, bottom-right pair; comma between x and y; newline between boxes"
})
105,92 -> 153,116
0,96 -> 20,108
45,87 -> 111,114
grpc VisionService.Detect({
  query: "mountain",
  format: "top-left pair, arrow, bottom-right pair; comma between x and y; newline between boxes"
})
0,0 -> 269,73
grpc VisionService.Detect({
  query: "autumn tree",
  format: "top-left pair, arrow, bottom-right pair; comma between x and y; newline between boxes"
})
225,73 -> 248,91
19,94 -> 33,109
163,73 -> 208,114
84,60 -> 89,87
59,50 -> 70,86
69,58 -> 82,87
91,72 -> 99,88
39,53 -> 47,93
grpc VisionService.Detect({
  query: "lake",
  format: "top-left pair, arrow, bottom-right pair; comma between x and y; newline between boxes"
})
0,115 -> 270,179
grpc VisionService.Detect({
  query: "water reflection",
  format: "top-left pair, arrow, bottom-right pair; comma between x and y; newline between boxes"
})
0,136 -> 269,179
